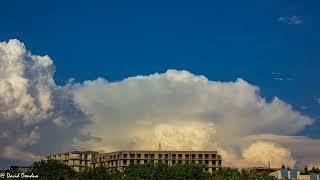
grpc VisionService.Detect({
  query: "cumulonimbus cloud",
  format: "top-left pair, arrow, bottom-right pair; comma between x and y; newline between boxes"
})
73,69 -> 314,168
0,39 -> 92,164
0,39 -> 318,168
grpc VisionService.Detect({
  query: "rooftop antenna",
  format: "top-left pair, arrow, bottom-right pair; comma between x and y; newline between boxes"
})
158,143 -> 162,151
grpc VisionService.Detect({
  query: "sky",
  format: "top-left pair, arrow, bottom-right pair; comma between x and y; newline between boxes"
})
0,0 -> 320,169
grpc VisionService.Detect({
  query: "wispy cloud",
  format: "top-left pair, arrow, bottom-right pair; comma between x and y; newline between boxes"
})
272,72 -> 283,75
272,72 -> 293,81
316,97 -> 320,105
300,106 -> 308,110
278,16 -> 302,25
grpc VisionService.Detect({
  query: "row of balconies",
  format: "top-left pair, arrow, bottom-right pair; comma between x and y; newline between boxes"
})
106,153 -> 220,161
101,159 -> 222,168
47,153 -> 94,161
63,160 -> 91,166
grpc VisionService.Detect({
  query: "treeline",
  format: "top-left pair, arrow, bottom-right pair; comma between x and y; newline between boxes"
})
1,160 -> 277,180
301,165 -> 320,175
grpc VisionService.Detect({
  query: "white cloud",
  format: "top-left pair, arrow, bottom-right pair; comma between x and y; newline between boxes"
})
1,146 -> 40,162
242,142 -> 296,168
0,39 -> 318,169
73,69 -> 313,168
307,162 -> 320,169
0,39 -> 92,163
245,134 -> 320,167
278,16 -> 302,25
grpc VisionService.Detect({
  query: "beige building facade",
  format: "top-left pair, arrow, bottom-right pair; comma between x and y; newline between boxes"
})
95,150 -> 222,173
45,151 -> 98,172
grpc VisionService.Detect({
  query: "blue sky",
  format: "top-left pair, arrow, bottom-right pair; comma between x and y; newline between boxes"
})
0,0 -> 320,167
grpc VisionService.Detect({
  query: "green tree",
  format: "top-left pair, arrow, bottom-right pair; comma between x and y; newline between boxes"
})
247,171 -> 277,180
124,162 -> 172,180
78,166 -> 122,180
171,163 -> 212,180
123,162 -> 212,180
302,165 -> 309,175
213,167 -> 241,180
212,168 -> 277,180
28,159 -> 77,180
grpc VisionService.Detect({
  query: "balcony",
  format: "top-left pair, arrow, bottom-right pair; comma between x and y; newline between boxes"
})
205,154 -> 209,159
172,154 -> 176,159
70,154 -> 80,159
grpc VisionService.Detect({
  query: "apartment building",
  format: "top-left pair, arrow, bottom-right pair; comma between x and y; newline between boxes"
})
45,151 -> 98,172
95,150 -> 222,173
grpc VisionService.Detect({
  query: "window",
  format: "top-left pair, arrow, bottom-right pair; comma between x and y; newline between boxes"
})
130,153 -> 135,158
123,154 -> 127,158
199,154 -> 203,159
178,154 -> 182,159
172,154 -> 176,159
205,154 -> 209,159
164,154 -> 168,159
137,154 -> 141,159
137,160 -> 141,164
191,154 -> 195,159
178,160 -> 182,164
123,160 -> 127,165
144,160 -> 148,164
212,154 -> 216,159
130,160 -> 134,164
205,160 -> 209,165
172,160 -> 176,164
185,154 -> 189,159
110,155 -> 112,159
159,154 -> 163,159
113,155 -> 116,159
151,154 -> 155,159
144,154 -> 148,159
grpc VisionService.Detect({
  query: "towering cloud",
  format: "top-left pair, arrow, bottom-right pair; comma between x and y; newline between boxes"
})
73,69 -> 314,167
0,40 -> 91,164
0,39 -> 318,168
242,142 -> 296,168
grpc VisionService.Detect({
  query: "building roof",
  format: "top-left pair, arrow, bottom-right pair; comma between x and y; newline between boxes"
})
105,150 -> 218,153
47,150 -> 99,156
